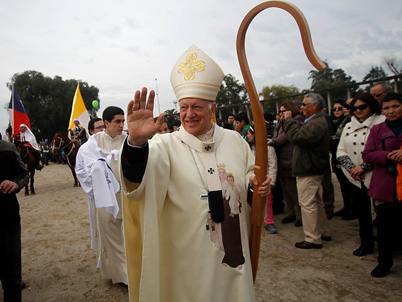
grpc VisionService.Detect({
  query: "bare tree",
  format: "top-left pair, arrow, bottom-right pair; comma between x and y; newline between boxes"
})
384,56 -> 401,75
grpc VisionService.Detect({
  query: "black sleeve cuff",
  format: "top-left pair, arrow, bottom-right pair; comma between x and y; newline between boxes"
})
247,184 -> 253,207
121,137 -> 149,183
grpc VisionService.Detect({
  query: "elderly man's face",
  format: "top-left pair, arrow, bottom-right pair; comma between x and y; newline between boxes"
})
370,84 -> 387,104
179,98 -> 215,136
301,97 -> 318,118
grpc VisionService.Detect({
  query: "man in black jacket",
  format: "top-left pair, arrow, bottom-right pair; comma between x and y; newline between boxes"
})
0,140 -> 29,302
284,93 -> 331,249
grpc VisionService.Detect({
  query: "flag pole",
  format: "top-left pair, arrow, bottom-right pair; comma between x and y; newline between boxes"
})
11,83 -> 15,139
155,78 -> 161,115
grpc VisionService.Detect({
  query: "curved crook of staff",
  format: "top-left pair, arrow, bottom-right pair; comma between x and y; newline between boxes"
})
236,0 -> 326,283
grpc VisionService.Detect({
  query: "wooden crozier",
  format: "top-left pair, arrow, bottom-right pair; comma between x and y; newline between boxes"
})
236,0 -> 326,283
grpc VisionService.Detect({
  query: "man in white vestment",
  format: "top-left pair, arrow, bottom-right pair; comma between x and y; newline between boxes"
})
120,45 -> 271,302
75,118 -> 104,249
75,109 -> 128,285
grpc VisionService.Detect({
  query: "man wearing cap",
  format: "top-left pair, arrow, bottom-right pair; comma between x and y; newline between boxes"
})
120,45 -> 271,302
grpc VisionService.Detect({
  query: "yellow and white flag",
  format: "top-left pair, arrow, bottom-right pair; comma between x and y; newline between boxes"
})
68,83 -> 90,139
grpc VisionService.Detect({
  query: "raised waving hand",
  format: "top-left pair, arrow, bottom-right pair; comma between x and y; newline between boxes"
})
126,87 -> 165,146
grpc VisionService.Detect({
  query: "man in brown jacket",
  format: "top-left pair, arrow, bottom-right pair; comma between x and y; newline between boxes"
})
284,93 -> 331,249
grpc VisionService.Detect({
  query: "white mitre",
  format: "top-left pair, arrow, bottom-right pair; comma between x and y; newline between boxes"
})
170,44 -> 224,102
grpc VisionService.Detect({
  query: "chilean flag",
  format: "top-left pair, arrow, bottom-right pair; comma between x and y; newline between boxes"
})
8,88 -> 31,135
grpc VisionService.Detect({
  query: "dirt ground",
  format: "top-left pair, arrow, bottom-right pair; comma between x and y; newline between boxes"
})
1,163 -> 401,301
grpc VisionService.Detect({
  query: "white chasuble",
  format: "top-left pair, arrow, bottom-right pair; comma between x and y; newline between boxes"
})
121,124 -> 256,302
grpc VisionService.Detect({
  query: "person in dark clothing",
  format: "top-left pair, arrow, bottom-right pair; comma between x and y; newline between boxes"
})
321,109 -> 335,219
362,92 -> 402,277
284,93 -> 331,249
0,140 -> 29,302
264,113 -> 276,139
330,101 -> 356,220
223,114 -> 236,130
269,102 -> 304,225
265,112 -> 284,215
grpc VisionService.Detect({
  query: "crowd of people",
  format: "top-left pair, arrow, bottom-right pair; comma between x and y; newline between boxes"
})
1,43 -> 401,302
217,82 -> 401,280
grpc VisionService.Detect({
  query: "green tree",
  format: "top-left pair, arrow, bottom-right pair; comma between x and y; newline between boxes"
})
362,66 -> 387,82
308,61 -> 360,100
164,108 -> 180,127
8,70 -> 100,141
216,74 -> 248,119
259,84 -> 301,113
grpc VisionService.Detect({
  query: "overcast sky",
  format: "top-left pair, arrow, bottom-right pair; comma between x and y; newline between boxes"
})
1,0 -> 402,138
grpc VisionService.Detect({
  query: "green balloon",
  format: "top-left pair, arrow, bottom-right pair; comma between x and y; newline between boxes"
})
92,100 -> 99,108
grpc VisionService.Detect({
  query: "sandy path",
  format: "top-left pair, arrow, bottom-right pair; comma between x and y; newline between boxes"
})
1,163 -> 401,301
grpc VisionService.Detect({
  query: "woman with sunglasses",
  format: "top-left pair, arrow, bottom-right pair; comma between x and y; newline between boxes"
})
269,101 -> 304,227
337,92 -> 384,257
362,92 -> 402,277
330,101 -> 355,220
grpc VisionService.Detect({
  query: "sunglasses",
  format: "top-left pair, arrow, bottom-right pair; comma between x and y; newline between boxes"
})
333,106 -> 343,111
371,91 -> 385,98
351,104 -> 369,112
279,110 -> 286,113
301,102 -> 310,106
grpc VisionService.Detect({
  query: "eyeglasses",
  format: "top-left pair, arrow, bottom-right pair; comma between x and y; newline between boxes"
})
279,110 -> 286,113
94,125 -> 106,130
351,104 -> 369,112
371,91 -> 385,98
301,102 -> 310,107
333,106 -> 343,111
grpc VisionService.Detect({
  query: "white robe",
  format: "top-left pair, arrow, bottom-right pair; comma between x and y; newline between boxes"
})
121,124 -> 256,302
18,124 -> 40,151
75,131 -> 128,284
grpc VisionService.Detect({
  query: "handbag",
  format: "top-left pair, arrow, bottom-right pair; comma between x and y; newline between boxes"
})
385,158 -> 398,177
382,140 -> 398,177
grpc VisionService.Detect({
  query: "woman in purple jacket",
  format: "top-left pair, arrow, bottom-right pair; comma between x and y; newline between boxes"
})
362,92 -> 402,278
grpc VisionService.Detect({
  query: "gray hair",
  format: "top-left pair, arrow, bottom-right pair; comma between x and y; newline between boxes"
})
373,81 -> 393,93
304,93 -> 325,110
